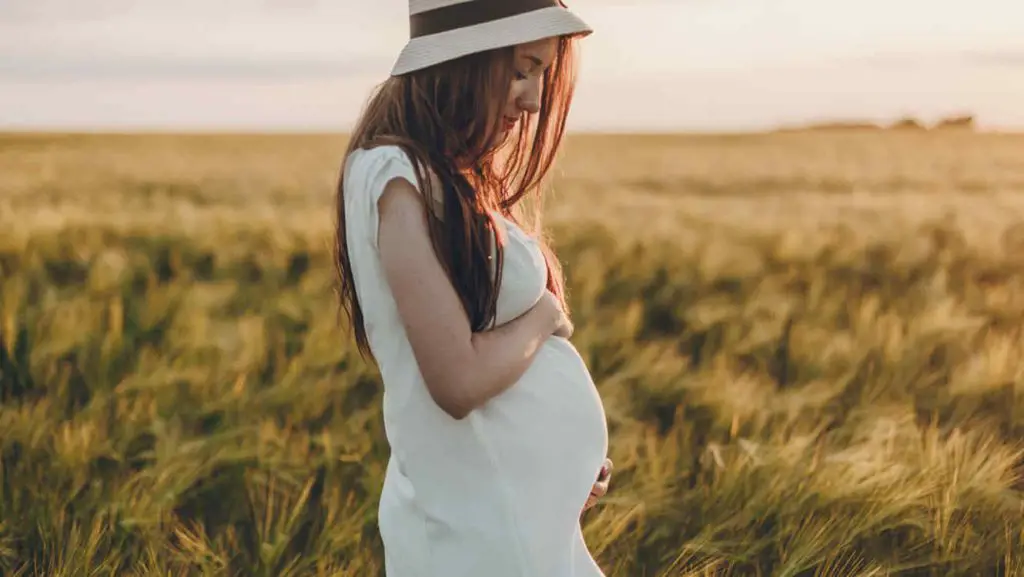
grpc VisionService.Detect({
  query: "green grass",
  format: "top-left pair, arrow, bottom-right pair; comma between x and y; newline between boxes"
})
2,132 -> 1024,576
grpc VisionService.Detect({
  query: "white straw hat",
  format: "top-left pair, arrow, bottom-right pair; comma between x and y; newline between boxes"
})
392,0 -> 593,76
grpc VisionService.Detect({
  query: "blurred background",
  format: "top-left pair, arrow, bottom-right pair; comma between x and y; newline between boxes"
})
2,0 -> 1023,132
2,2 -> 1024,576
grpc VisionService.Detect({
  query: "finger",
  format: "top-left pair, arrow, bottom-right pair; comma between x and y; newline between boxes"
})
590,477 -> 609,498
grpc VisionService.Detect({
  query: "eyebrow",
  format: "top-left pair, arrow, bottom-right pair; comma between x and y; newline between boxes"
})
523,55 -> 547,70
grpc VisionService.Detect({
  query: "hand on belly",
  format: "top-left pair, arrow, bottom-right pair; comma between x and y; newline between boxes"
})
582,458 -> 613,513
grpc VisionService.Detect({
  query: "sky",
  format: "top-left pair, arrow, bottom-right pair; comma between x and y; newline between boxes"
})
1,0 -> 1022,132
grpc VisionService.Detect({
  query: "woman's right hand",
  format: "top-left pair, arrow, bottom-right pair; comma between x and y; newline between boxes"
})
537,291 -> 573,339
553,308 -> 574,339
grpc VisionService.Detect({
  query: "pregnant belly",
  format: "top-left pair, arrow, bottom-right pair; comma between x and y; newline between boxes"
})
472,336 -> 609,571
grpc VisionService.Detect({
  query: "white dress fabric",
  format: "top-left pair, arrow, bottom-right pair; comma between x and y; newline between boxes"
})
342,145 -> 610,577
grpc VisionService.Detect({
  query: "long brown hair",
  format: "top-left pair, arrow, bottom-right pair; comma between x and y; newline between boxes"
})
334,35 -> 580,363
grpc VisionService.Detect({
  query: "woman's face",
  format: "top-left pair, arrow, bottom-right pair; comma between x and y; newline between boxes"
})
501,37 -> 558,135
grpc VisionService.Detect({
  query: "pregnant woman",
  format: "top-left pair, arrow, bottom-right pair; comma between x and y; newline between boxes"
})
334,1 -> 611,575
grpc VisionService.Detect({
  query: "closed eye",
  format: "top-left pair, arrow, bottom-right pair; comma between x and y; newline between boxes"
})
525,55 -> 544,69
519,55 -> 551,77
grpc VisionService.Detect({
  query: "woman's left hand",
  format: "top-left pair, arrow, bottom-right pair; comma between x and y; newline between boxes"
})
582,458 -> 613,512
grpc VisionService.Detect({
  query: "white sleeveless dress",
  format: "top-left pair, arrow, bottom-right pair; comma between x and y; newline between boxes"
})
342,145 -> 609,577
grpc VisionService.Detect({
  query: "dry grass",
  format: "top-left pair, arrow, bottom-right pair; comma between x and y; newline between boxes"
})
2,131 -> 1024,576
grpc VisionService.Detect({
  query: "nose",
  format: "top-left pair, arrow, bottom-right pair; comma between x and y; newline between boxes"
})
516,77 -> 543,115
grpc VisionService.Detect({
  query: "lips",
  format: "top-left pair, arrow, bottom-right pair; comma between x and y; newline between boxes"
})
503,116 -> 519,130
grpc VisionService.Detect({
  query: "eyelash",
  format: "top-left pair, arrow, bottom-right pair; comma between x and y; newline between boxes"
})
515,71 -> 528,80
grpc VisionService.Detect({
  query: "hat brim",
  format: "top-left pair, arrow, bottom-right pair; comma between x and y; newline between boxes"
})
391,6 -> 592,76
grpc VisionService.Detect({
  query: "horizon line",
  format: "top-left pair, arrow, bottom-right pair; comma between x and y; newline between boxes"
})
3,126 -> 1023,137
3,111 -> 1019,136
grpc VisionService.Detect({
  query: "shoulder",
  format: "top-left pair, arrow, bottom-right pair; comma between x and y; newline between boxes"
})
345,144 -> 445,220
345,145 -> 420,192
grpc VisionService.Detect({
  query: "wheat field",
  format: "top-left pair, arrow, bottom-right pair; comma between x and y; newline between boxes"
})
1,131 -> 1024,576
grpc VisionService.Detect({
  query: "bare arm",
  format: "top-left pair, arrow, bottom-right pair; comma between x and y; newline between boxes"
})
376,176 -> 561,420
